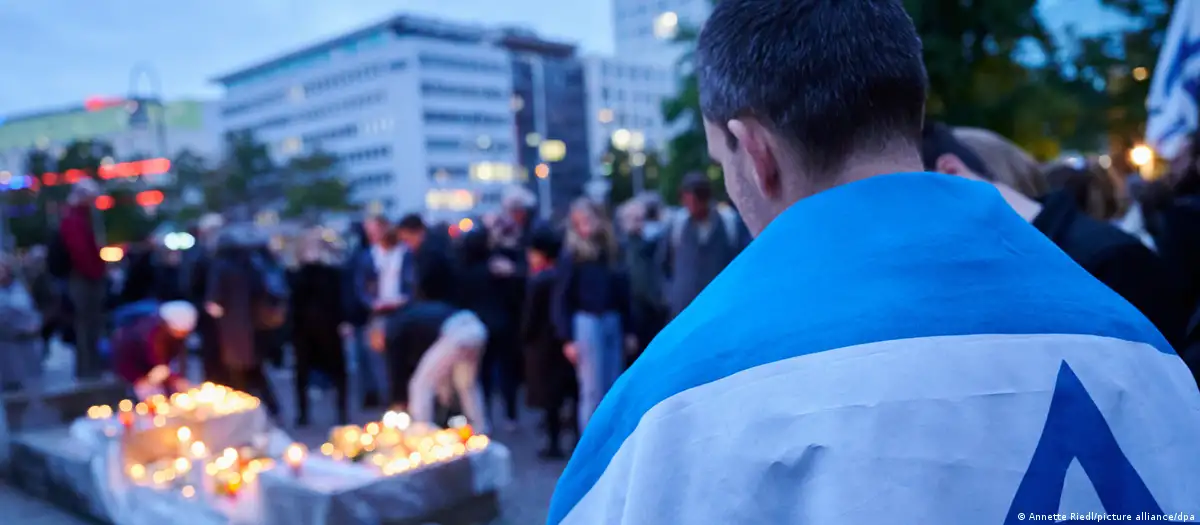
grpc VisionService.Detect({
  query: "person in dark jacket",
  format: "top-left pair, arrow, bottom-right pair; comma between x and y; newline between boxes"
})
396,214 -> 458,304
289,231 -> 349,427
378,300 -> 458,410
111,301 -> 196,398
206,228 -> 280,415
119,239 -> 158,306
185,214 -> 224,384
922,123 -> 1189,349
553,198 -> 633,430
522,228 -> 576,458
348,216 -> 408,408
618,199 -> 666,366
459,228 -> 519,428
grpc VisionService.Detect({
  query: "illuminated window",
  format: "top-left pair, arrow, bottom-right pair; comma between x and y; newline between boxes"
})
280,137 -> 302,154
287,85 -> 306,102
470,162 -> 516,183
598,108 -> 614,124
425,189 -> 475,211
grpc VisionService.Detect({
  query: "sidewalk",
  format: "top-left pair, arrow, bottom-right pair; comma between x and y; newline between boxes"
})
0,483 -> 86,525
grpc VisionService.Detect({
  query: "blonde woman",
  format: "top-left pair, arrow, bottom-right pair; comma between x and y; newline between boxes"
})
552,198 -> 632,429
288,229 -> 349,426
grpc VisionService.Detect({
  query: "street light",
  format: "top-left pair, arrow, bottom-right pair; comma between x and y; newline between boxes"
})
611,129 -> 647,194
1129,144 -> 1154,167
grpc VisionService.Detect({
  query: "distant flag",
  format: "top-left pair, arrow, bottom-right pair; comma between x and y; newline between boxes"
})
1147,0 -> 1200,159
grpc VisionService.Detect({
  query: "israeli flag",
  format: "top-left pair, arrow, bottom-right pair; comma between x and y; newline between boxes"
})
1147,0 -> 1200,159
548,173 -> 1200,524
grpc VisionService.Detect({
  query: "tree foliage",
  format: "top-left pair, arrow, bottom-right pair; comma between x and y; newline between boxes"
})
603,140 -> 661,206
658,0 -> 1176,188
282,150 -> 353,220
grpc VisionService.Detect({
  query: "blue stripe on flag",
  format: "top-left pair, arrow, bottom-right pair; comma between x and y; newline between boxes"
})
547,173 -> 1173,524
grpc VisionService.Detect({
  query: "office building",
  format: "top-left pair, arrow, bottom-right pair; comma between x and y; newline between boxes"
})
582,56 -> 678,183
214,15 -> 588,222
505,31 -> 592,219
0,98 -> 220,176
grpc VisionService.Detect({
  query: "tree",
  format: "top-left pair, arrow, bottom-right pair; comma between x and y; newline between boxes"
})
281,150 -> 352,220
205,131 -> 276,218
660,20 -> 726,206
603,141 -> 662,206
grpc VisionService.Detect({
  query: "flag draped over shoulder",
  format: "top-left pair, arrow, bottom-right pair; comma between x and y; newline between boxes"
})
547,173 -> 1200,525
1147,1 -> 1200,159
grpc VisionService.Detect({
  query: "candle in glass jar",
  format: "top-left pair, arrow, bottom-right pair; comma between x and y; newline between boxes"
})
118,410 -> 134,430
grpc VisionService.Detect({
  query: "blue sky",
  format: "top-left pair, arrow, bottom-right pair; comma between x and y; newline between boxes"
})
0,0 -> 1133,116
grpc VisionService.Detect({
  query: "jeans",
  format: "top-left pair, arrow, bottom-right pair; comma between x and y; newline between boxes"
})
352,325 -> 386,397
69,274 -> 106,380
408,312 -> 489,433
573,312 -> 623,430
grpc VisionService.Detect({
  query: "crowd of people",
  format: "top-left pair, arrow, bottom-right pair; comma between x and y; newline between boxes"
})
0,173 -> 757,460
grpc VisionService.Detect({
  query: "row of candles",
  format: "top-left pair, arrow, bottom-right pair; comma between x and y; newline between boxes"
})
126,425 -> 306,500
87,383 -> 260,431
319,412 -> 489,476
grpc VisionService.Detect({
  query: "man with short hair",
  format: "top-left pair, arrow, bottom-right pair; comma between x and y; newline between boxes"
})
59,178 -> 107,379
546,1 -> 1200,523
396,213 -> 456,303
660,172 -> 745,318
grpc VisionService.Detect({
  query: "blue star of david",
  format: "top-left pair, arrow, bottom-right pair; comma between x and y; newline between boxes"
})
1004,362 -> 1186,524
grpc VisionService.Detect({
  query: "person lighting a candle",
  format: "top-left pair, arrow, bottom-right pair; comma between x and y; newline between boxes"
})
112,301 -> 197,399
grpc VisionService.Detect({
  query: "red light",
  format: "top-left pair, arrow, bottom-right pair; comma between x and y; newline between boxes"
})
136,190 -> 164,207
84,97 -> 124,112
95,195 -> 114,210
42,173 -> 58,185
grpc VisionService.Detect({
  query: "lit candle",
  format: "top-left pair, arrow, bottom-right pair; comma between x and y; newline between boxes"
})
177,426 -> 192,445
129,464 -> 146,482
190,441 -> 208,459
284,444 -> 306,477
119,399 -> 133,413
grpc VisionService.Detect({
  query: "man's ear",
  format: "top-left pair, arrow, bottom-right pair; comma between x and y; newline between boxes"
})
936,153 -> 975,179
727,119 -> 781,196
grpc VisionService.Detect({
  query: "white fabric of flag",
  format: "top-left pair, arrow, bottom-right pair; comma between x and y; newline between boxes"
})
1147,0 -> 1200,159
547,173 -> 1200,525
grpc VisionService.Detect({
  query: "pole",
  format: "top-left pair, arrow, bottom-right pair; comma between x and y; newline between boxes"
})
633,161 -> 644,196
531,56 -> 552,219
129,64 -> 170,161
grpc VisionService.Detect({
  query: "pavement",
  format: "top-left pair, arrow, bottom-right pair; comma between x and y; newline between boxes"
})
4,340 -> 569,525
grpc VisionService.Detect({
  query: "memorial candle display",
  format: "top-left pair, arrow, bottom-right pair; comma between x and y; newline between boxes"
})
86,383 -> 260,429
319,411 -> 490,476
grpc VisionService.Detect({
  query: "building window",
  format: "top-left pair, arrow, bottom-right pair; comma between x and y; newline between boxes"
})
429,166 -> 469,180
340,146 -> 391,163
418,54 -> 507,73
425,188 -> 475,211
423,111 -> 508,125
469,162 -> 518,183
302,124 -> 358,145
421,82 -> 505,99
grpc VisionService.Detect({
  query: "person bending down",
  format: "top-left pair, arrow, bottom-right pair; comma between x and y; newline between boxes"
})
112,300 -> 196,399
407,310 -> 490,433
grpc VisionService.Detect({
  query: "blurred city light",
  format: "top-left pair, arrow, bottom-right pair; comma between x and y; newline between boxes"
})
95,195 -> 115,210
163,232 -> 196,251
535,163 -> 550,179
458,218 -> 474,232
538,140 -> 566,162
99,246 -> 125,263
654,12 -> 679,40
1129,144 -> 1154,167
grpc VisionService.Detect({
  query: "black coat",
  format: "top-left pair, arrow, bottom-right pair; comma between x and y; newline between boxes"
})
522,267 -> 572,408
289,263 -> 347,374
1034,190 -> 1189,351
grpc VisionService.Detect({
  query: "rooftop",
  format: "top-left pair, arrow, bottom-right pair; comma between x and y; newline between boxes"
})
210,14 -> 577,87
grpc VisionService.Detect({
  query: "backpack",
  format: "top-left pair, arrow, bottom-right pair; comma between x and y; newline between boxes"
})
47,230 -> 72,278
250,253 -> 289,331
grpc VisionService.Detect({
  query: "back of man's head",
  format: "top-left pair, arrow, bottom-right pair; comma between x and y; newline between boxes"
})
697,0 -> 927,233
397,213 -> 426,232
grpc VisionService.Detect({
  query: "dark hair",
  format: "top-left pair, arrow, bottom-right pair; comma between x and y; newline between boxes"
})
528,226 -> 562,260
680,172 -> 712,201
696,0 -> 927,178
919,122 -> 993,179
396,213 -> 426,232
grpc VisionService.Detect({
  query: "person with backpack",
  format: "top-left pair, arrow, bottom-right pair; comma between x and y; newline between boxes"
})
205,226 -> 280,415
658,173 -> 748,319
